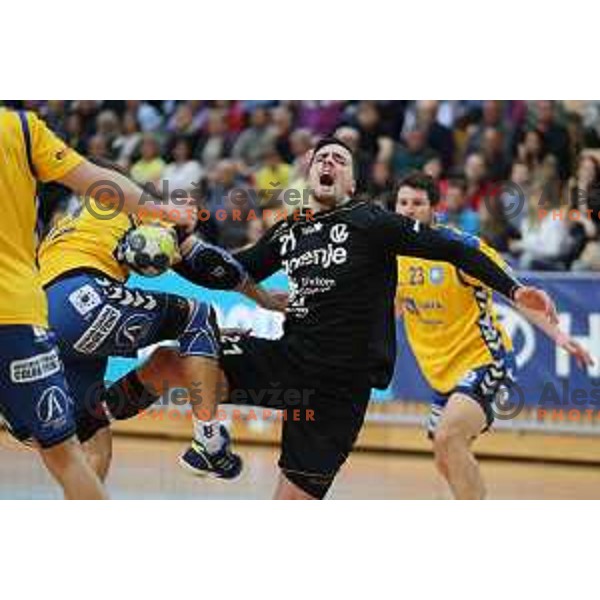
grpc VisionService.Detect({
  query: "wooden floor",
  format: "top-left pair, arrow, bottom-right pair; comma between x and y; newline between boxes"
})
1,432 -> 599,499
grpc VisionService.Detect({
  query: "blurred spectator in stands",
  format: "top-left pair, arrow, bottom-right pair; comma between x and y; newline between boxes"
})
424,155 -> 445,201
466,101 -> 513,156
334,126 -> 370,193
377,101 -> 407,140
437,177 -> 480,236
232,106 -> 272,167
480,127 -> 509,181
392,128 -> 436,178
501,160 -> 531,229
96,110 -> 120,156
187,101 -> 209,131
571,154 -> 600,226
113,111 -> 142,169
535,154 -> 563,208
73,100 -> 101,141
204,159 -> 247,210
517,129 -> 546,176
43,101 -> 67,136
424,155 -> 443,184
533,101 -> 571,179
414,100 -> 455,171
463,152 -> 492,210
218,186 -> 255,249
163,137 -> 204,193
479,194 -> 520,254
213,100 -> 245,134
166,102 -> 202,152
581,101 -> 600,148
195,109 -> 233,170
364,160 -> 395,209
295,101 -> 344,135
270,106 -> 295,164
254,146 -> 292,206
509,185 -> 572,270
87,134 -> 110,161
125,100 -> 163,132
169,103 -> 193,135
130,133 -> 165,187
568,154 -> 600,270
565,112 -> 586,172
289,128 -> 314,185
354,101 -> 391,162
64,112 -> 86,154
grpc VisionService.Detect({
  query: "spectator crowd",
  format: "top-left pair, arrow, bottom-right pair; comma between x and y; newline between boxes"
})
6,100 -> 600,271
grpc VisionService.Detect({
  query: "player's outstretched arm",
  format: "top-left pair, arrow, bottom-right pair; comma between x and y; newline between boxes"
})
372,209 -> 558,322
56,160 -> 197,227
173,233 -> 286,312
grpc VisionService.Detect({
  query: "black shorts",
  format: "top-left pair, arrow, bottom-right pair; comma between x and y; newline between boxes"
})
219,334 -> 370,499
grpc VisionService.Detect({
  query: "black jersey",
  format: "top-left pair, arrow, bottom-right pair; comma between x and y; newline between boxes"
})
236,201 -> 519,390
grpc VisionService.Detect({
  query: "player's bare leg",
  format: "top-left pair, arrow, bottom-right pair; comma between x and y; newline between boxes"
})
274,473 -> 317,500
135,347 -> 241,479
432,393 -> 487,500
136,347 -> 223,420
82,427 -> 113,482
39,437 -> 108,500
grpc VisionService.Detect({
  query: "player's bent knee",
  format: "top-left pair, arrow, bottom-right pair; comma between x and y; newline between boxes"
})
83,428 -> 112,481
433,425 -> 469,456
39,435 -> 81,470
433,450 -> 450,479
142,347 -> 185,384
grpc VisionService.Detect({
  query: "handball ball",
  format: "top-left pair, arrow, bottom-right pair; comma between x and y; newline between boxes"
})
120,224 -> 178,277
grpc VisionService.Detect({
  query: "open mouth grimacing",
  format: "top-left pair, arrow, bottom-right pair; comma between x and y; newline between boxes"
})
320,173 -> 335,186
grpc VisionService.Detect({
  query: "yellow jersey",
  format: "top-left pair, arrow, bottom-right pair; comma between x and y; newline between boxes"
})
0,108 -> 83,326
38,202 -> 140,286
396,227 -> 513,394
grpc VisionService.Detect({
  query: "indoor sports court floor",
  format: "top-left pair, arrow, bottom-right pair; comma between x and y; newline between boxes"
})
1,431 -> 599,499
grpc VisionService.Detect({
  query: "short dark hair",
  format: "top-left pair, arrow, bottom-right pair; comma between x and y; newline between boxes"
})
446,176 -> 467,194
309,137 -> 356,174
397,171 -> 440,205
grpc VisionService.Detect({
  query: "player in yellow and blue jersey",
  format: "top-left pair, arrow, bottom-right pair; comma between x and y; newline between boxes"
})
394,172 -> 593,499
0,107 -> 195,499
37,159 -> 287,482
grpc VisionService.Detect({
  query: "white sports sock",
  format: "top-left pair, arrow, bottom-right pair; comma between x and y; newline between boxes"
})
194,418 -> 225,454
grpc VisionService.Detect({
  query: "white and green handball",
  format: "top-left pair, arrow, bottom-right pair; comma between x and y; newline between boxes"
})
118,223 -> 179,277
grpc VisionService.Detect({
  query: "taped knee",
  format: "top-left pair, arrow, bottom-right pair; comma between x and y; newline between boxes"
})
178,301 -> 220,359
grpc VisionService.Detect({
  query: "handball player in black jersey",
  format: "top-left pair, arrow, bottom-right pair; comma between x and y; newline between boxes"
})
184,137 -> 557,500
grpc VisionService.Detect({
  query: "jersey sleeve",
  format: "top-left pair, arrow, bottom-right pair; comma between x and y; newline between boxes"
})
234,222 -> 284,283
173,236 -> 248,290
28,112 -> 84,182
458,236 -> 512,288
368,206 -> 521,300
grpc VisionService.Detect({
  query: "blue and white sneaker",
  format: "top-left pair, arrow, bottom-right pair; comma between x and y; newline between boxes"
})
179,426 -> 243,480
